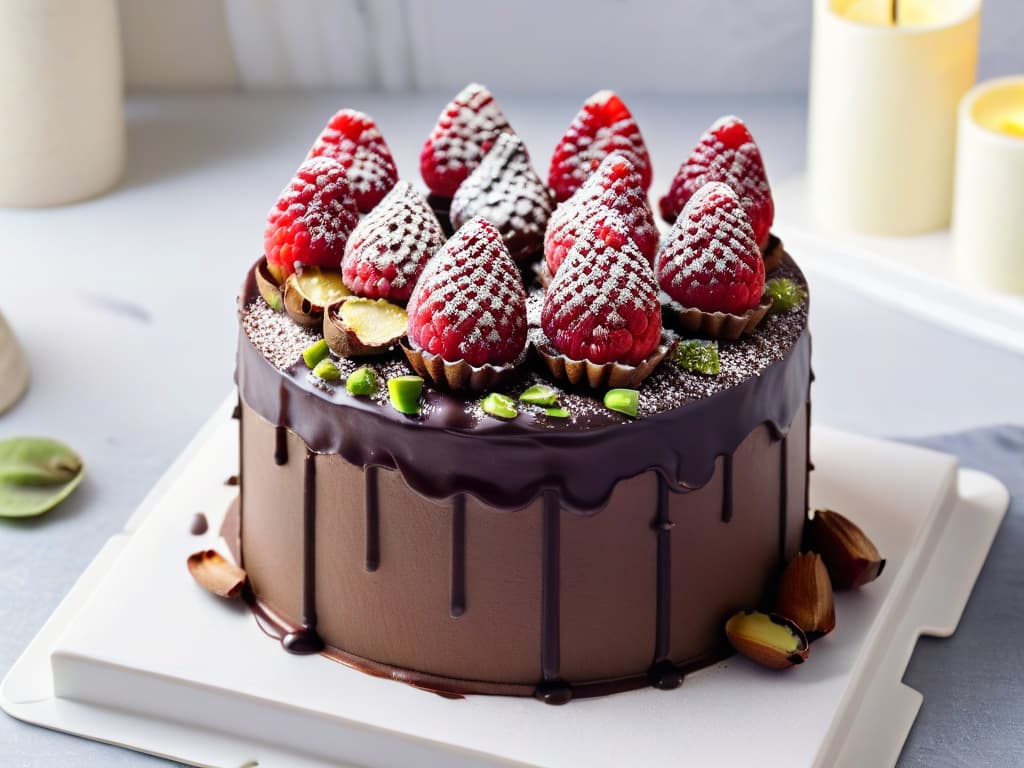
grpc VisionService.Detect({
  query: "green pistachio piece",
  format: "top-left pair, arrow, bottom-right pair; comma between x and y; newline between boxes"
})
673,339 -> 720,376
519,384 -> 559,406
604,388 -> 639,418
346,366 -> 377,396
544,407 -> 570,419
388,375 -> 424,415
302,339 -> 330,369
766,277 -> 807,313
481,392 -> 518,420
0,437 -> 84,518
312,359 -> 341,381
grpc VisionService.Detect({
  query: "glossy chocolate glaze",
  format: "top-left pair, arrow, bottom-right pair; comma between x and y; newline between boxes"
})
237,264 -> 809,512
233,249 -> 812,701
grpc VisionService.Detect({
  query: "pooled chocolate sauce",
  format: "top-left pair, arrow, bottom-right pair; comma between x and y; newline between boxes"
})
189,512 -> 208,535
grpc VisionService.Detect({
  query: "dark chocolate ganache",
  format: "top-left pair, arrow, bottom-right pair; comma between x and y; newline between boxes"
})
237,255 -> 810,511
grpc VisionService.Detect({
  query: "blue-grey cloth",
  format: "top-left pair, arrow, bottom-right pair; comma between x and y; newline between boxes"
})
898,425 -> 1024,768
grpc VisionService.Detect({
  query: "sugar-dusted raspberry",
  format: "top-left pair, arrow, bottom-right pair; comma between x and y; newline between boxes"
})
659,115 -> 774,247
541,214 -> 662,366
656,181 -> 766,315
544,152 -> 658,276
308,109 -> 398,213
548,90 -> 652,202
264,156 -> 359,283
420,83 -> 513,198
342,181 -> 445,303
406,217 -> 527,367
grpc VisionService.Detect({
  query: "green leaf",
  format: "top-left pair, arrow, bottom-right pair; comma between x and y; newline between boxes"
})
0,437 -> 84,518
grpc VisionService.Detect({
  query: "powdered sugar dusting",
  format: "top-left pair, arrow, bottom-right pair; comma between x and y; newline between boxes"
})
342,181 -> 445,302
450,133 -> 554,261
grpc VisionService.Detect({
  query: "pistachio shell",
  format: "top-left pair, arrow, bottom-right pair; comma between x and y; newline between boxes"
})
806,509 -> 886,590
725,610 -> 809,669
283,267 -> 350,328
776,552 -> 836,640
324,297 -> 407,357
187,549 -> 247,599
254,258 -> 284,312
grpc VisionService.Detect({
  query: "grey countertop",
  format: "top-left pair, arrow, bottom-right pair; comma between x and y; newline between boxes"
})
1,92 -> 1021,767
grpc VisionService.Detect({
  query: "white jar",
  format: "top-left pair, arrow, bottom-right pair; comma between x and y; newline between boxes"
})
0,0 -> 124,207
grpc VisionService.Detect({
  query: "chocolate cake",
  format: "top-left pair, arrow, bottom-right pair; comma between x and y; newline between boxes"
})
231,89 -> 812,703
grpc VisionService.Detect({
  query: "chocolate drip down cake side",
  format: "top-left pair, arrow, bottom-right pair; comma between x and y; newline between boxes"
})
229,87 -> 814,703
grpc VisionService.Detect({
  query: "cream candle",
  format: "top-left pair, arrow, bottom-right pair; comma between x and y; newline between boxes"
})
806,0 -> 981,236
952,77 -> 1024,295
0,0 -> 124,207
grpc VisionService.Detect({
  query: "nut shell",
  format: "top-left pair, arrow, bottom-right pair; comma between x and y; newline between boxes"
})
535,334 -> 677,390
254,258 -> 284,312
776,552 -> 836,640
725,610 -> 810,669
401,343 -> 523,394
187,549 -> 247,599
663,295 -> 773,341
806,509 -> 886,590
283,267 -> 350,328
324,298 -> 407,358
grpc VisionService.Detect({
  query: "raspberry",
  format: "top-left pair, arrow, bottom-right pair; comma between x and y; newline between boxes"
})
548,90 -> 652,202
342,181 -> 445,303
450,133 -> 554,264
406,217 -> 527,367
656,182 -> 766,315
308,109 -> 398,213
544,152 -> 658,277
658,115 -> 774,247
420,83 -> 513,198
541,215 -> 662,366
264,156 -> 359,283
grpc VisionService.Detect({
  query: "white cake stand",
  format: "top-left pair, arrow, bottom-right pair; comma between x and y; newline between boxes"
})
0,394 -> 1008,768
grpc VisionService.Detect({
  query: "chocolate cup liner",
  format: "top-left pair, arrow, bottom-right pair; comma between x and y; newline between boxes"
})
535,334 -> 678,390
762,234 -> 784,273
401,344 -> 523,394
663,296 -> 773,341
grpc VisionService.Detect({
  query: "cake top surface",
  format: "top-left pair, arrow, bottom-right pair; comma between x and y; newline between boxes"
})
239,255 -> 807,434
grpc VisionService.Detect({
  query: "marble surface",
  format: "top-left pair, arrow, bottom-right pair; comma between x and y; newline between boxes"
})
0,92 -> 1021,767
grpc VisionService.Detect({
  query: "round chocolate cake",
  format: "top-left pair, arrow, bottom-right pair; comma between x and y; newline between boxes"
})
231,87 -> 812,702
